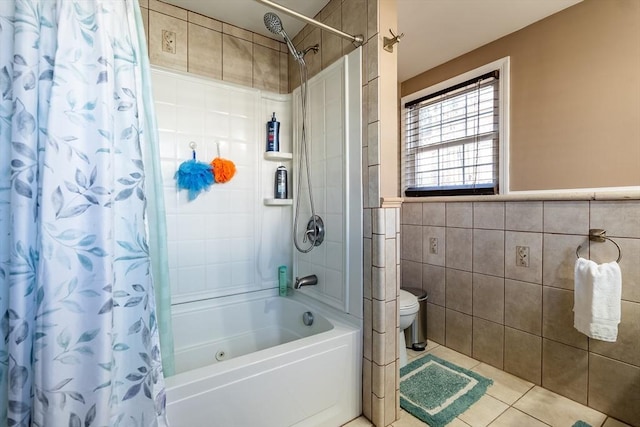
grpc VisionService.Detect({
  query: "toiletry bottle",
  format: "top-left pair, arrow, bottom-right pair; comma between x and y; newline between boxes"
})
266,112 -> 280,152
278,266 -> 287,296
274,166 -> 287,199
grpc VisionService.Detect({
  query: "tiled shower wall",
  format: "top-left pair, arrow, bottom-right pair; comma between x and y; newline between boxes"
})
400,199 -> 640,426
278,0 -> 401,425
152,68 -> 292,304
139,0 -> 289,93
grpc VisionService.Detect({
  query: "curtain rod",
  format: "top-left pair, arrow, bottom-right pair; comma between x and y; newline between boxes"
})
255,0 -> 364,47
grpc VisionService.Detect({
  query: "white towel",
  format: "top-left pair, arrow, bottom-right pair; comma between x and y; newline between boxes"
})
573,257 -> 622,342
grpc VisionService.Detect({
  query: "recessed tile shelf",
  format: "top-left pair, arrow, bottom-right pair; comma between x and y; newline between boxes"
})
264,198 -> 293,206
264,151 -> 293,161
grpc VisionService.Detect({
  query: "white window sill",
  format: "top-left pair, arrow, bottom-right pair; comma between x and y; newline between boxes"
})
392,187 -> 640,203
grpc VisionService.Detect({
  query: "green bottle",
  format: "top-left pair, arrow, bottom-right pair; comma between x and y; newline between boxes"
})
278,266 -> 287,296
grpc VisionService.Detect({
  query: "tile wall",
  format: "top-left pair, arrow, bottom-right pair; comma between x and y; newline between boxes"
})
139,0 -> 289,94
152,67 -> 292,304
288,1 -> 401,426
400,199 -> 640,426
295,59 -> 349,311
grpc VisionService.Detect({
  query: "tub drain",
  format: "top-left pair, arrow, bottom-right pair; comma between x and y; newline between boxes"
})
215,350 -> 227,361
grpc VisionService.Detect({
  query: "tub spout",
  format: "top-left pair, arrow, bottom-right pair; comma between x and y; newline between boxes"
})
294,274 -> 318,289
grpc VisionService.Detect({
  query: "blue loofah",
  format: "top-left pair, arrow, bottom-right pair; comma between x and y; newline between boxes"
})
174,159 -> 214,200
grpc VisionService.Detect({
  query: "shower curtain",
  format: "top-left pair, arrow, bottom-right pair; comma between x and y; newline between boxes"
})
0,1 -> 169,425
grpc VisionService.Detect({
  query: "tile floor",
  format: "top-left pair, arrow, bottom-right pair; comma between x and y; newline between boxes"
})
345,342 -> 633,427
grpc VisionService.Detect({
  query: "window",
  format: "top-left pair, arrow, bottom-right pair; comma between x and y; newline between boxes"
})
402,59 -> 509,197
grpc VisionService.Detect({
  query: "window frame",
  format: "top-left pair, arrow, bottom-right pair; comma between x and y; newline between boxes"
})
401,57 -> 510,196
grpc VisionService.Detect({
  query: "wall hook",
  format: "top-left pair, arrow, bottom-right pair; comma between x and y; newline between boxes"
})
383,28 -> 404,53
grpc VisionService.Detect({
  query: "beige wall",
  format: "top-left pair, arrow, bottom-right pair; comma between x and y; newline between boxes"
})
140,0 -> 289,93
401,199 -> 640,425
401,0 -> 640,191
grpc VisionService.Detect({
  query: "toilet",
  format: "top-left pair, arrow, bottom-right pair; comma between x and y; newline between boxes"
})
398,289 -> 420,367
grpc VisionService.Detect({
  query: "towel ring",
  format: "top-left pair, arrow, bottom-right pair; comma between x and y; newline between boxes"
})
576,229 -> 622,263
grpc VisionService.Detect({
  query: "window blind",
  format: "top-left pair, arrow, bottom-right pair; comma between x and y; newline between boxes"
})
404,71 -> 499,197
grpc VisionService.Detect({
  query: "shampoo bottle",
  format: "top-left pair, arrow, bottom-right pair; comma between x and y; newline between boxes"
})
274,166 -> 287,199
278,266 -> 287,296
266,112 -> 280,152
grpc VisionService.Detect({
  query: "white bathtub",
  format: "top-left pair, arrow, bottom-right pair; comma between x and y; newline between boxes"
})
165,290 -> 362,427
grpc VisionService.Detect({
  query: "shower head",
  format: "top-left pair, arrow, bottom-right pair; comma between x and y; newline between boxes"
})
263,12 -> 304,64
264,12 -> 283,35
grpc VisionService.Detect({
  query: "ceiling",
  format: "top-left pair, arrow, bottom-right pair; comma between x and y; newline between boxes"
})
165,0 -> 582,82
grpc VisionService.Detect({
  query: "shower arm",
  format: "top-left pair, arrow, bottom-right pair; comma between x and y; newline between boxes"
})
255,0 -> 364,47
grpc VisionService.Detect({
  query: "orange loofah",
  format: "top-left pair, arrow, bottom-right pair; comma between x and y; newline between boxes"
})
211,157 -> 236,183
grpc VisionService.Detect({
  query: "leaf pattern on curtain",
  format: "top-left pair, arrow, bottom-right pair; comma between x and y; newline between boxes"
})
0,1 -> 168,426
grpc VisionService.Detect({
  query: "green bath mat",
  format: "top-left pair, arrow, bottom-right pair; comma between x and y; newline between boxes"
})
400,354 -> 493,426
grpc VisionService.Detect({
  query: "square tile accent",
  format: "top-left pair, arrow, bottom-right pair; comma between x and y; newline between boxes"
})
187,23 -> 222,80
473,229 -> 505,277
542,233 -> 585,290
401,260 -> 422,290
446,202 -> 473,228
589,353 -> 640,426
367,78 -> 379,123
402,203 -> 422,225
341,0 -> 367,55
473,273 -> 504,324
504,279 -> 541,335
591,237 -> 640,303
588,300 -> 640,367
543,201 -> 589,235
504,327 -> 541,385
445,269 -> 472,315
422,226 -> 445,266
423,202 -> 445,226
422,263 -> 445,306
542,338 -> 588,404
149,10 -> 188,71
446,227 -> 473,271
279,52 -> 288,94
385,208 -> 397,237
321,15 -> 343,68
372,208 -> 385,235
590,200 -> 640,239
505,202 -> 543,232
401,225 -> 422,263
505,231 -> 542,284
426,303 -> 445,345
542,286 -> 588,350
362,358 -> 372,420
372,299 -> 385,333
222,34 -> 253,87
472,318 -> 504,369
367,122 -> 380,167
473,201 -> 505,230
372,361 -> 384,397
252,44 -> 280,92
373,233 -> 385,267
445,309 -> 472,356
